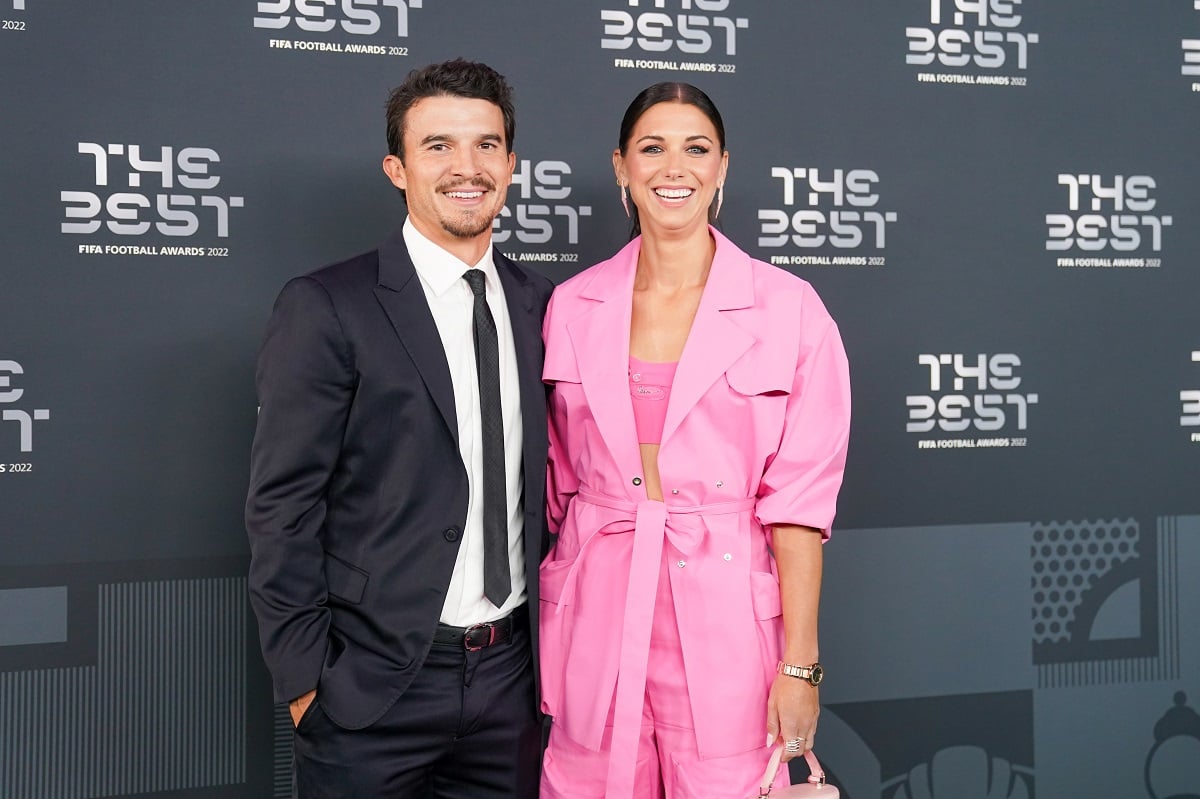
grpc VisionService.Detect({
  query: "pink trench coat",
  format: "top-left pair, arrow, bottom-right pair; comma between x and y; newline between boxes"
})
540,228 -> 851,790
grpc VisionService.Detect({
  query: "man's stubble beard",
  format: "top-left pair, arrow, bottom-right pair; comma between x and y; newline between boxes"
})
436,176 -> 502,240
441,210 -> 495,240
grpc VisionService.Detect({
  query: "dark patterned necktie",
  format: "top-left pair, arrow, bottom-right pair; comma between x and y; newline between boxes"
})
461,269 -> 511,607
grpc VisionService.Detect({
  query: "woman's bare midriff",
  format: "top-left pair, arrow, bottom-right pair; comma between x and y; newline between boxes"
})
639,442 -> 664,501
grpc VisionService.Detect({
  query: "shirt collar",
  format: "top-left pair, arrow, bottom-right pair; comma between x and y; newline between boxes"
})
403,216 -> 496,298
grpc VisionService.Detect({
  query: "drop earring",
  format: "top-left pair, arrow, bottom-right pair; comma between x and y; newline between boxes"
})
620,182 -> 631,218
716,184 -> 724,219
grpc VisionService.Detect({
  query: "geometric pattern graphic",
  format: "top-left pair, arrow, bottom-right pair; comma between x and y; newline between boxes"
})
1034,517 -> 1180,688
830,690 -> 1036,799
1143,691 -> 1200,799
886,745 -> 1034,799
0,578 -> 246,798
1031,518 -> 1139,646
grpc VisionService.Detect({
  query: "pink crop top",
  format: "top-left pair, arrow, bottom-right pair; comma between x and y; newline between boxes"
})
629,356 -> 678,445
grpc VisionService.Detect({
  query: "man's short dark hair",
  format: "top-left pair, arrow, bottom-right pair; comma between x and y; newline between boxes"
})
385,58 -> 515,160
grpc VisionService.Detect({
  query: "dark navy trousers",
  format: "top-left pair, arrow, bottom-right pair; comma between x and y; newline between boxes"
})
293,622 -> 540,799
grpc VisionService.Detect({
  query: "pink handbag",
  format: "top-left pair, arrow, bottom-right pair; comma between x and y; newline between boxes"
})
754,746 -> 840,799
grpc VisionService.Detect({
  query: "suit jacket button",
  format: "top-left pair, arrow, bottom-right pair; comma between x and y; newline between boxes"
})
632,477 -> 643,486
443,527 -> 461,542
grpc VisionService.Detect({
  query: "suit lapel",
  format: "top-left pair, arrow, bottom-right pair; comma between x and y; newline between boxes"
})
495,250 -> 540,394
495,250 -> 547,497
496,252 -> 551,599
372,230 -> 459,444
661,229 -> 755,446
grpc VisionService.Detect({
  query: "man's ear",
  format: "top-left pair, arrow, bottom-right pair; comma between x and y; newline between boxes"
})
382,154 -> 407,191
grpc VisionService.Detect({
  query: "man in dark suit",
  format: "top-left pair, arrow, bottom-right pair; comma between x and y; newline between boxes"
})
246,59 -> 553,798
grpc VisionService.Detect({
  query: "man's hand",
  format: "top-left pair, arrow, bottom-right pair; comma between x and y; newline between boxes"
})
289,689 -> 317,728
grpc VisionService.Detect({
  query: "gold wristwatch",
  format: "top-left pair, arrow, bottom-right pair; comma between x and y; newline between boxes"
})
777,660 -> 824,686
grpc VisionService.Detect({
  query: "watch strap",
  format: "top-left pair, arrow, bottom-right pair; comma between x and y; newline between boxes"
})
777,660 -> 824,685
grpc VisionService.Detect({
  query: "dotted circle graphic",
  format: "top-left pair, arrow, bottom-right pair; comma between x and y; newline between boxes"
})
1030,519 -> 1139,644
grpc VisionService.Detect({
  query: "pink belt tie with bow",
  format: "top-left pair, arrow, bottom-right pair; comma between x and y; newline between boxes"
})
557,488 -> 757,799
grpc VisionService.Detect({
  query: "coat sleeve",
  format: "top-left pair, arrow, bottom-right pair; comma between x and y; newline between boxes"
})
542,291 -> 580,536
754,299 -> 851,539
245,276 -> 353,703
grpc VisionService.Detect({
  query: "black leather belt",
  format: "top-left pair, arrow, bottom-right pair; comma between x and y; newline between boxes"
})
434,610 -> 526,652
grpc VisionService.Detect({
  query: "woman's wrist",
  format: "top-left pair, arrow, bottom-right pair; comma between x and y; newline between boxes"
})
781,640 -> 819,664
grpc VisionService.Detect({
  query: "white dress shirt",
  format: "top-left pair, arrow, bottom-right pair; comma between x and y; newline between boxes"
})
403,217 -> 527,626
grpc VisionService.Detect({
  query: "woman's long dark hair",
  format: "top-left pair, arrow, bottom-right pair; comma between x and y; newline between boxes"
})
618,82 -> 727,238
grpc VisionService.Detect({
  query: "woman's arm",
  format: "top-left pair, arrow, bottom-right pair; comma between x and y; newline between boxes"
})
766,523 -> 823,760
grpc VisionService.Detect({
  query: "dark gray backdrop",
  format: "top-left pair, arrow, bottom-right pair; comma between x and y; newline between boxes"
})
2,2 -> 1198,797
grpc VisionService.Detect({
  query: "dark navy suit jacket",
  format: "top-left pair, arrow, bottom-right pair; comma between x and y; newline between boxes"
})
246,229 -> 553,730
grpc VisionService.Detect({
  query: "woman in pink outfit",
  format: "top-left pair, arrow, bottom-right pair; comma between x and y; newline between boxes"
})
539,83 -> 851,799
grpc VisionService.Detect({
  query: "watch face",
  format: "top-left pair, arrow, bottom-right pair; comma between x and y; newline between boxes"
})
809,663 -> 824,686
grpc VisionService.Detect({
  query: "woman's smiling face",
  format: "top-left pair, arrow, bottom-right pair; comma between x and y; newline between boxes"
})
615,100 -> 728,238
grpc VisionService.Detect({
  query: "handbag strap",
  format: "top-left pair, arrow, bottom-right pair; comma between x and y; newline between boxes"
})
757,745 -> 828,798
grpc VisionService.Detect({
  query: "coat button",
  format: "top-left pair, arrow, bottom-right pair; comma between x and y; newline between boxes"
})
632,477 -> 642,486
443,527 -> 461,542
723,553 -> 733,561
671,489 -> 679,495
716,480 -> 724,488
677,560 -> 687,568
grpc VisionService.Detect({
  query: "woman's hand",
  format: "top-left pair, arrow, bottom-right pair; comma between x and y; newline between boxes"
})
766,673 -> 819,761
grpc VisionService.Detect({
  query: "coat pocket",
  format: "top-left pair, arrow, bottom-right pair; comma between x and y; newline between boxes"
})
750,570 -> 785,690
726,353 -> 793,397
669,742 -> 789,796
538,558 -> 576,718
324,552 -> 369,604
750,570 -> 783,620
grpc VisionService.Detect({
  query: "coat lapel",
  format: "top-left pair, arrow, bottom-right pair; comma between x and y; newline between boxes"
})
661,229 -> 755,446
372,230 -> 459,444
563,230 -> 756,481
567,240 -> 644,484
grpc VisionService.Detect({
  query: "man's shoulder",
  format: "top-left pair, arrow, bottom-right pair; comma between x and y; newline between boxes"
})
495,250 -> 555,299
304,248 -> 381,293
267,249 -> 385,324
